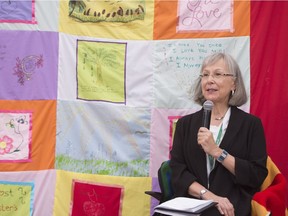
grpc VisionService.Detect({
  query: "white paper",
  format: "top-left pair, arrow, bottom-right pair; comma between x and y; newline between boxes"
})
154,197 -> 214,215
155,209 -> 199,216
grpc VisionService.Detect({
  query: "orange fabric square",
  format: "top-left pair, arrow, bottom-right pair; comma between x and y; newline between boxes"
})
154,0 -> 250,40
0,100 -> 56,171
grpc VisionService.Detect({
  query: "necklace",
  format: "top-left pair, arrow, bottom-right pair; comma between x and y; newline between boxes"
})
214,106 -> 229,121
215,116 -> 224,120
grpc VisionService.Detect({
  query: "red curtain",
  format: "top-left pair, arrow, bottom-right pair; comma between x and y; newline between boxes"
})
250,1 -> 288,198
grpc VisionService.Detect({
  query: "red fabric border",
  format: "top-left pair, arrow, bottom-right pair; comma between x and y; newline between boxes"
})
250,1 -> 288,204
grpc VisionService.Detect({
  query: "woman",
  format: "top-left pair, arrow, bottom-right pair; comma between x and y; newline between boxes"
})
170,53 -> 268,216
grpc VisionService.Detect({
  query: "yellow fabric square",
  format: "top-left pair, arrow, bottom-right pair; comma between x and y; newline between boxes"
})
0,182 -> 33,216
54,170 -> 152,216
77,40 -> 126,103
59,0 -> 154,40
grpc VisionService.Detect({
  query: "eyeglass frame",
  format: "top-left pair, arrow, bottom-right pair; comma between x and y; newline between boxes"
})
199,72 -> 236,80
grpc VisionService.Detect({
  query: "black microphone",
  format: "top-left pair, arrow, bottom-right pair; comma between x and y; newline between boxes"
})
202,100 -> 214,129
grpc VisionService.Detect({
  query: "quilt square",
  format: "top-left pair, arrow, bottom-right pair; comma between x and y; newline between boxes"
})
0,181 -> 34,216
0,100 -> 56,171
59,0 -> 154,40
153,0 -> 250,39
0,30 -> 59,100
0,111 -> 32,162
0,0 -> 36,24
68,0 -> 145,23
76,40 -> 127,104
177,0 -> 233,32
70,180 -> 124,216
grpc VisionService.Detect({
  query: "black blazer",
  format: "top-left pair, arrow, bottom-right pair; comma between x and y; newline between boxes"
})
170,106 -> 268,216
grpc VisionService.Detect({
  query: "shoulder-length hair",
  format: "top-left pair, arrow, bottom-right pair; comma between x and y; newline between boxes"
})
193,52 -> 248,107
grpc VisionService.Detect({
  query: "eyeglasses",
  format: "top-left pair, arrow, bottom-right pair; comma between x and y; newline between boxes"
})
200,72 -> 235,80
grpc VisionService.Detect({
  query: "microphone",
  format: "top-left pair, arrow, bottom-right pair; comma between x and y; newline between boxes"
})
202,100 -> 214,129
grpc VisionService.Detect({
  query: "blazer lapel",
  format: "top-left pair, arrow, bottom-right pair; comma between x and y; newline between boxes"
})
219,106 -> 242,150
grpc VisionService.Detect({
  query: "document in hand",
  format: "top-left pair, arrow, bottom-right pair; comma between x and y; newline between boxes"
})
154,197 -> 217,216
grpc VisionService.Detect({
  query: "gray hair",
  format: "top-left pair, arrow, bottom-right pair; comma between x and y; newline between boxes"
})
193,52 -> 248,106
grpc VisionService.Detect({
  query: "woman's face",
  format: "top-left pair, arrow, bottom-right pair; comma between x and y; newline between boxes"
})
201,58 -> 236,105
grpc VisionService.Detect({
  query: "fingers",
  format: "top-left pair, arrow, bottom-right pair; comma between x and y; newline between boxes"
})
198,127 -> 209,133
216,198 -> 234,216
197,127 -> 213,150
197,127 -> 208,142
217,205 -> 225,215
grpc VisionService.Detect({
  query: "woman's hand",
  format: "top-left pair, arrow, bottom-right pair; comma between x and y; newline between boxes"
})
214,196 -> 235,216
202,190 -> 234,216
197,127 -> 218,155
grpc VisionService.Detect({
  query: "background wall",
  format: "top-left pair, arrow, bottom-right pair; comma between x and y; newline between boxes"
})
0,0 -> 287,215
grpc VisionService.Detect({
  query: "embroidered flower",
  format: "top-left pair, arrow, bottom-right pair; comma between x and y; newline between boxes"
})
0,135 -> 14,155
13,55 -> 44,85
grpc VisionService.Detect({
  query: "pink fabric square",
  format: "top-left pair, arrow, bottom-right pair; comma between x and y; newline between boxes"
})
0,111 -> 32,162
168,116 -> 181,158
70,180 -> 124,216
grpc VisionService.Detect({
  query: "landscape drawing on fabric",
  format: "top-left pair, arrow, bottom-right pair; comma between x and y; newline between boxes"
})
68,0 -> 145,23
56,101 -> 150,176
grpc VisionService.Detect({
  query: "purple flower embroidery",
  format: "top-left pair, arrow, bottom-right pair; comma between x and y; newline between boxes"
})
13,55 -> 44,85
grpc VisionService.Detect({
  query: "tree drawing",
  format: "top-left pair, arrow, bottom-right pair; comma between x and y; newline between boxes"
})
91,48 -> 118,84
69,0 -> 86,16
